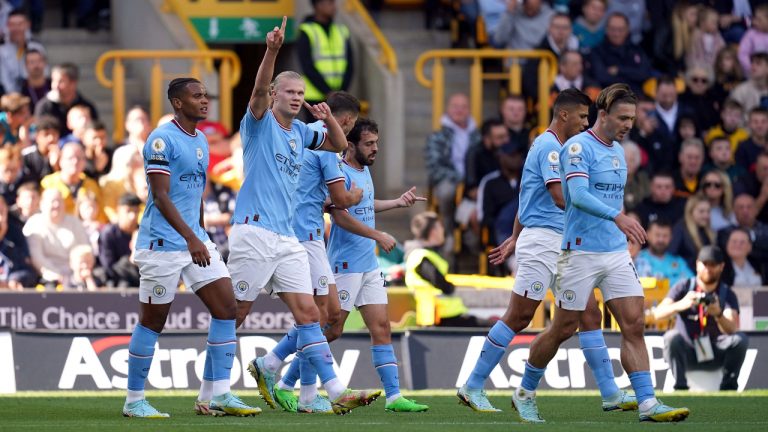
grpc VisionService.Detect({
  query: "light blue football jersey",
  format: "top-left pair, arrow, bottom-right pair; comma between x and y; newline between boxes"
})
233,108 -> 326,237
136,120 -> 209,251
519,129 -> 565,233
327,160 -> 378,274
293,121 -> 345,242
560,129 -> 627,252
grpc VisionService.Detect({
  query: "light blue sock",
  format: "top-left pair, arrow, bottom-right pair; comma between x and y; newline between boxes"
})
520,362 -> 546,392
467,321 -> 515,389
273,325 -> 298,361
127,324 -> 159,392
283,355 -> 302,388
579,329 -> 619,398
298,351 -> 316,386
372,344 -> 400,399
297,322 -> 337,384
207,318 -> 237,387
628,371 -> 655,405
203,349 -> 213,382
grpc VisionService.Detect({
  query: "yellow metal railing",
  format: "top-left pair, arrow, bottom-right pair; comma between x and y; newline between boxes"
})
414,49 -> 558,130
345,0 -> 398,73
95,50 -> 241,143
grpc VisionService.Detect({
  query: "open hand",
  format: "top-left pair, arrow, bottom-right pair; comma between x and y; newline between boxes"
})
488,235 -> 517,265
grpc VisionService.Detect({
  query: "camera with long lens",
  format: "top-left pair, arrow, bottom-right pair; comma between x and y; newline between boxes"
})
696,291 -> 717,306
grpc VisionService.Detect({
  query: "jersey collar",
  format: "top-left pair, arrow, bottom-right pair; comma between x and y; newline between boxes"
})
171,119 -> 198,137
342,159 -> 365,172
546,129 -> 563,145
587,129 -> 613,147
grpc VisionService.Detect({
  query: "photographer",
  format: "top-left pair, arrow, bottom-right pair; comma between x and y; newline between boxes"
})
653,246 -> 749,391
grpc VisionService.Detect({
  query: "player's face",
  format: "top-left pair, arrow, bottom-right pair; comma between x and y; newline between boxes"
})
564,104 -> 589,139
352,130 -> 379,166
176,83 -> 209,121
272,78 -> 305,118
602,102 -> 635,141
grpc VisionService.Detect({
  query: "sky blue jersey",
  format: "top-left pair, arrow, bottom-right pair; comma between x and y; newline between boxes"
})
327,160 -> 378,274
634,249 -> 694,286
560,129 -> 627,252
293,121 -> 345,242
519,129 -> 565,233
233,108 -> 326,237
136,120 -> 209,251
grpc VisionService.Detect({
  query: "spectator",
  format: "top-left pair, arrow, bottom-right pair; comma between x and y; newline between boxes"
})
99,144 -> 142,223
669,1 -> 697,72
523,12 -> 578,96
712,46 -> 744,104
572,0 -> 606,51
499,95 -> 530,152
0,92 -> 31,144
478,140 -> 524,245
198,120 -> 230,173
729,52 -> 768,115
704,137 -> 747,186
40,142 -> 101,219
0,145 -> 22,206
59,104 -> 92,146
669,193 -> 715,270
738,4 -> 768,76
717,194 -> 768,274
82,120 -> 111,179
654,246 -> 748,391
425,93 -> 477,245
687,6 -> 725,72
629,97 -> 665,172
704,99 -> 748,157
76,191 -> 103,253
589,12 -> 652,95
403,211 -> 478,327
605,0 -> 645,44
98,193 -> 140,286
551,50 -> 600,100
0,9 -> 45,94
699,170 -> 735,232
734,152 -> 768,224
723,228 -> 766,286
0,197 -> 36,289
464,118 -> 508,200
11,181 -> 39,223
674,138 -> 705,198
634,220 -> 694,286
678,66 -> 720,132
477,0 -> 508,39
121,105 -> 150,151
623,139 -> 650,212
492,0 -> 554,50
735,107 -> 768,173
64,244 -> 102,291
676,114 -> 700,142
716,0 -> 752,44
296,0 -> 353,110
19,49 -> 50,112
34,63 -> 98,136
635,171 -> 686,228
22,188 -> 88,287
652,77 -> 693,167
20,115 -> 60,184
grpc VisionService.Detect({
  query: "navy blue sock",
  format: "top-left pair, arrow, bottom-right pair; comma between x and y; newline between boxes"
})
467,321 -> 515,389
579,329 -> 619,398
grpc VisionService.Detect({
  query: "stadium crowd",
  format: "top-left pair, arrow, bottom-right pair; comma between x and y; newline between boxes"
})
425,0 -> 768,288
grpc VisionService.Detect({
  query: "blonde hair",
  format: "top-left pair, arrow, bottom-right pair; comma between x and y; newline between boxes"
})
684,193 -> 715,250
271,71 -> 303,93
701,170 -> 734,218
596,83 -> 637,113
672,3 -> 696,61
69,244 -> 94,269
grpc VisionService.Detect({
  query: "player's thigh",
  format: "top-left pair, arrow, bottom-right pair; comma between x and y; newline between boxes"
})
511,227 -> 560,302
134,249 -> 187,305
553,251 -> 604,311
227,224 -> 280,302
335,273 -> 365,312
358,303 -> 391,344
355,270 -> 388,309
182,241 -> 230,291
270,240 -> 313,297
599,250 -> 644,325
303,239 -> 335,296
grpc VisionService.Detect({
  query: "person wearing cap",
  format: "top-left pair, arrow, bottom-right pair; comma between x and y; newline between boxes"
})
477,137 -> 524,247
0,92 -> 31,145
653,245 -> 748,391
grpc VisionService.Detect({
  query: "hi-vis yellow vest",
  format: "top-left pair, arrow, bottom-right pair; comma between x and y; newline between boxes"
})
299,21 -> 349,102
405,248 -> 468,325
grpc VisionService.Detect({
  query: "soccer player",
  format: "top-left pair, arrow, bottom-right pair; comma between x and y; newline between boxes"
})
511,84 -> 690,423
325,118 -> 430,412
225,17 -> 380,415
123,78 -> 259,418
457,89 -> 637,413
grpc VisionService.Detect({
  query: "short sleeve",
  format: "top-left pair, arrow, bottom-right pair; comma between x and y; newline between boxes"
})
318,152 -> 344,185
723,289 -> 740,314
667,279 -> 689,301
561,141 -> 590,182
144,134 -> 175,176
239,105 -> 266,139
539,143 -> 562,186
299,121 -> 326,150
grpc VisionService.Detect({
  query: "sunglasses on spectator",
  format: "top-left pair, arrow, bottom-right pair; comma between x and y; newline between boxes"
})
691,77 -> 709,83
703,182 -> 722,189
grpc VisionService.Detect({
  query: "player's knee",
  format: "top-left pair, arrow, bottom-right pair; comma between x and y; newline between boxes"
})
579,308 -> 603,331
235,301 -> 252,328
553,318 -> 579,343
325,323 -> 343,343
620,313 -> 645,340
326,308 -> 341,329
293,300 -> 321,324
504,310 -> 535,332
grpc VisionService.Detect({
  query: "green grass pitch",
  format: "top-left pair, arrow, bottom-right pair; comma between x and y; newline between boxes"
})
1,390 -> 767,431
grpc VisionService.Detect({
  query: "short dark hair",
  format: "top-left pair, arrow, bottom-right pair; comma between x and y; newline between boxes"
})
35,115 -> 61,132
553,88 -> 591,111
326,91 -> 361,116
52,63 -> 79,81
651,170 -> 675,181
656,75 -> 677,89
167,77 -> 201,101
348,118 -> 378,146
750,51 -> 768,64
8,8 -> 26,19
727,227 -> 752,243
480,118 -> 505,137
648,220 -> 672,231
749,106 -> 768,118
86,120 -> 107,132
607,12 -> 629,26
596,83 -> 637,113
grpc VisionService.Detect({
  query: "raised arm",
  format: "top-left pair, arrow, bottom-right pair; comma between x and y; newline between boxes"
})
249,16 -> 287,120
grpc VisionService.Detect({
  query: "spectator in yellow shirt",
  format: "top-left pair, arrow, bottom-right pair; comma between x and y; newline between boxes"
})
40,142 -> 103,221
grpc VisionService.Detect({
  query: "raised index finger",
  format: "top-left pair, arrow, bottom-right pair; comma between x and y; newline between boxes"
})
414,196 -> 428,201
280,16 -> 287,32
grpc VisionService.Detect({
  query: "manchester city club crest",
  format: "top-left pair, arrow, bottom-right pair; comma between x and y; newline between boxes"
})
563,290 -> 576,302
531,281 -> 544,293
236,281 -> 249,293
568,142 -> 582,155
153,285 -> 166,297
338,290 -> 350,302
151,138 -> 165,152
548,151 -> 559,163
612,157 -> 620,169
289,139 -> 297,151
318,276 -> 329,288
196,148 -> 203,159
